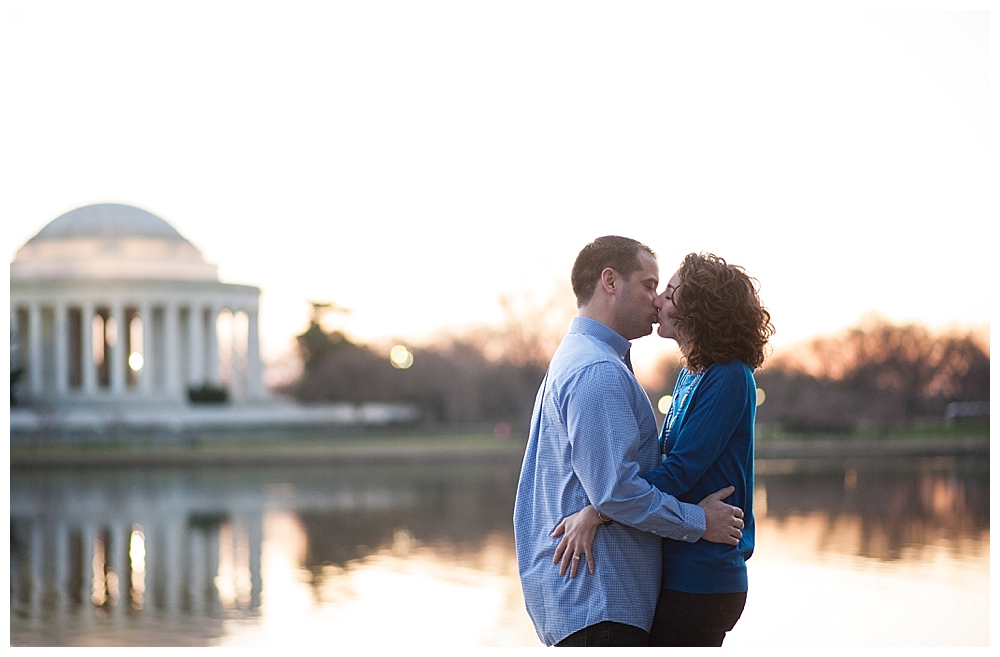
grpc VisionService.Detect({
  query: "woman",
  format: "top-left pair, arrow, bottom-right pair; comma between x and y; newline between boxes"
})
553,251 -> 774,646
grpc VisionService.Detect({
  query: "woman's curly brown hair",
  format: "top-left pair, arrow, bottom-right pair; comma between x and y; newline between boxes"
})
670,252 -> 775,371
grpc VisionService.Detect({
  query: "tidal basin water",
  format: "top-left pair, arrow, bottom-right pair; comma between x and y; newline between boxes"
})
9,449 -> 989,647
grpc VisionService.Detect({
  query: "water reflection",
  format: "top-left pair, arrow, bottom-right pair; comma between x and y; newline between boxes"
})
9,460 -> 526,646
9,453 -> 989,647
10,469 -> 265,622
757,455 -> 989,562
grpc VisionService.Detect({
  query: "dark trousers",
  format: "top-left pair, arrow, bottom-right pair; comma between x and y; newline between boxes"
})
556,621 -> 649,647
649,589 -> 747,647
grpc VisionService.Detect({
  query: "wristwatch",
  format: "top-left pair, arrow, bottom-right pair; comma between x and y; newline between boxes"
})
597,511 -> 613,526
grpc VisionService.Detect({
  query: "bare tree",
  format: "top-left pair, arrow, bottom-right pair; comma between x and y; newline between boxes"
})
753,317 -> 989,432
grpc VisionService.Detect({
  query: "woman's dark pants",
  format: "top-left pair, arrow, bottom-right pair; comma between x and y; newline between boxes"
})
650,589 -> 747,647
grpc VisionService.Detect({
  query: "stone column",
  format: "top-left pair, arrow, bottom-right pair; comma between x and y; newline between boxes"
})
229,309 -> 241,399
28,303 -> 43,397
110,302 -> 126,395
140,302 -> 153,396
54,302 -> 69,396
10,308 -> 20,370
205,304 -> 219,387
187,303 -> 204,388
164,301 -> 179,398
246,307 -> 264,400
82,301 -> 96,396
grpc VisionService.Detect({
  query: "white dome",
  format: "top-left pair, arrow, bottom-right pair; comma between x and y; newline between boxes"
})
28,203 -> 191,243
11,203 -> 219,281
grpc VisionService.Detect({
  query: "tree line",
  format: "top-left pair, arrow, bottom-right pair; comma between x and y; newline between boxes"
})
281,306 -> 989,436
279,297 -> 561,429
751,318 -> 989,433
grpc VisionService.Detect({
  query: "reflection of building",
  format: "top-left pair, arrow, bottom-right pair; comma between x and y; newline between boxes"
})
8,459 -> 520,621
9,474 -> 264,615
10,203 -> 264,406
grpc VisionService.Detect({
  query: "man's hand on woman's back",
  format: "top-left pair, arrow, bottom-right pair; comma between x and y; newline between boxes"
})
699,486 -> 744,546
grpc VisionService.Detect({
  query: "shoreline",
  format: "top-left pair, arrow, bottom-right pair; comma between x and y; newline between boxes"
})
9,433 -> 989,470
9,434 -> 525,469
753,435 -> 989,460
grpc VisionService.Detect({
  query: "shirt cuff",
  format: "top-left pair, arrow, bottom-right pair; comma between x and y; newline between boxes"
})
662,502 -> 706,543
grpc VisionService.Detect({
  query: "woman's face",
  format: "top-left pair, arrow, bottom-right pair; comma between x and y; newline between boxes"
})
655,270 -> 682,341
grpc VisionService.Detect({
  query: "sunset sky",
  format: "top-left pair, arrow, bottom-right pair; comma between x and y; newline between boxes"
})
3,2 -> 991,381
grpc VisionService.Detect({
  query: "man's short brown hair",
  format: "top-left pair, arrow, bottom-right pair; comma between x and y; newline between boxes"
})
571,236 -> 656,306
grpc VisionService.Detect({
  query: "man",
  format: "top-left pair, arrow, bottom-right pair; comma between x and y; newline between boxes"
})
513,236 -> 745,647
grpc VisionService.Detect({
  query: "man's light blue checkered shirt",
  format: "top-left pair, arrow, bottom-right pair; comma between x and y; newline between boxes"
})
513,316 -> 706,646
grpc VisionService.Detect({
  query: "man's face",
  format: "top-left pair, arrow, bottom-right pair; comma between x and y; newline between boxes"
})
614,250 -> 660,340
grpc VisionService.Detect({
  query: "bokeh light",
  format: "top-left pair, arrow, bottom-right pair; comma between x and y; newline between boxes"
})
390,345 -> 414,369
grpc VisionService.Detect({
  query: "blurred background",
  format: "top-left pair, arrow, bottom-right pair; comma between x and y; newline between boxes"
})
5,1 -> 991,648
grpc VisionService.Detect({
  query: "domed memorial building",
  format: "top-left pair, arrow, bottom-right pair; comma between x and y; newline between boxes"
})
10,203 -> 265,409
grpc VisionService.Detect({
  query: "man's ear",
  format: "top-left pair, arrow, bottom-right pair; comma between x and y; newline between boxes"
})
600,267 -> 618,294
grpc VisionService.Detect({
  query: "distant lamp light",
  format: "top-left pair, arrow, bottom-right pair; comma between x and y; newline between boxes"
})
657,395 -> 673,415
390,344 -> 414,369
129,352 -> 144,371
756,388 -> 766,406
